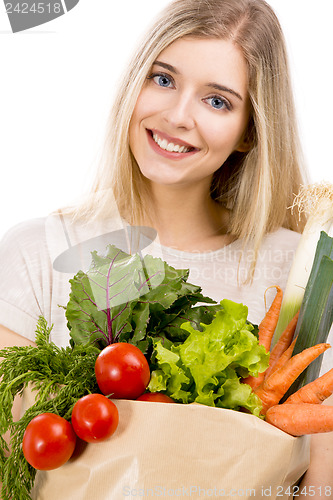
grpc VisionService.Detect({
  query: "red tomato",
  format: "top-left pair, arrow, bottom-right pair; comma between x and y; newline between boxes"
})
71,394 -> 119,443
137,392 -> 175,403
22,413 -> 76,470
95,343 -> 150,399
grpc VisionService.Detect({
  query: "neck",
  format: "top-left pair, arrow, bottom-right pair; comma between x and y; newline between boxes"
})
145,182 -> 234,252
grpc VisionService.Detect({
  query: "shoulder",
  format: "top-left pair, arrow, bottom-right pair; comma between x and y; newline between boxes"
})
257,227 -> 300,264
249,228 -> 300,299
1,217 -> 47,243
0,218 -> 51,340
0,218 -> 48,261
262,227 -> 301,248
0,218 -> 54,295
1,213 -> 128,271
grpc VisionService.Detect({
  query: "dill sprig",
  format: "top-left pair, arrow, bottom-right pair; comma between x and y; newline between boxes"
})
0,317 -> 100,500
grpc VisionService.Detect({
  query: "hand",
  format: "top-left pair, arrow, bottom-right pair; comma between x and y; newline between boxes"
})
296,394 -> 333,499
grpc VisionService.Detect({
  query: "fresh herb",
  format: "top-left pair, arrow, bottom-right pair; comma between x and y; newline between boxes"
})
0,317 -> 99,500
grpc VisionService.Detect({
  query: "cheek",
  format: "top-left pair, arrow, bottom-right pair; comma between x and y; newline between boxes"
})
131,88 -> 160,124
129,93 -> 149,152
207,115 -> 249,154
205,127 -> 237,154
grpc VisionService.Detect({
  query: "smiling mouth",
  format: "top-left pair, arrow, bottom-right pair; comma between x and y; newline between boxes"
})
147,129 -> 198,154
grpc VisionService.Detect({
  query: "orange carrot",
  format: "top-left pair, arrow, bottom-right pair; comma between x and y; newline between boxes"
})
285,368 -> 333,405
265,337 -> 297,380
265,403 -> 333,436
242,371 -> 265,391
255,343 -> 331,414
258,285 -> 283,352
265,311 -> 299,379
241,286 -> 283,391
243,338 -> 296,399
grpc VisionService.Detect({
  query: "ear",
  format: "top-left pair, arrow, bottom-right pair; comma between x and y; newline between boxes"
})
235,139 -> 252,153
235,118 -> 255,153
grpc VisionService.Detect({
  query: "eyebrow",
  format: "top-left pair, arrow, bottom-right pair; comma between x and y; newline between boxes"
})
206,83 -> 243,102
154,60 -> 179,74
153,60 -> 243,102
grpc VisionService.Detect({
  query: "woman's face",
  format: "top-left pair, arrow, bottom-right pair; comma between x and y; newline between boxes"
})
129,37 -> 251,189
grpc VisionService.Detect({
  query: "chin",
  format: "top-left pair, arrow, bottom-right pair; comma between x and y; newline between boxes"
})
138,165 -> 187,187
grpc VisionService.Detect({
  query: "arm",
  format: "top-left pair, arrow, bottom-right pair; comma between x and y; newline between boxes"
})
1,323 -> 37,349
296,394 -> 333,498
0,324 -> 36,450
1,325 -> 36,498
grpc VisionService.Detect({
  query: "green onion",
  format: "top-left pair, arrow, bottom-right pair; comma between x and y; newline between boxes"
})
273,182 -> 333,343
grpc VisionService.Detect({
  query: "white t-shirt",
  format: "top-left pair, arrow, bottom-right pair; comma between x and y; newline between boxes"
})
0,213 -> 332,374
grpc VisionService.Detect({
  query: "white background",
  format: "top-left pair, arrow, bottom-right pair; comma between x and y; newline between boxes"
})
0,0 -> 332,239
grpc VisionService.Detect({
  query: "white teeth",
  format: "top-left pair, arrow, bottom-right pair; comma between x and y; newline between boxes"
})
152,133 -> 191,153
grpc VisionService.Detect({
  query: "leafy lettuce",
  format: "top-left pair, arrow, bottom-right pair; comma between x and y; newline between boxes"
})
148,299 -> 269,416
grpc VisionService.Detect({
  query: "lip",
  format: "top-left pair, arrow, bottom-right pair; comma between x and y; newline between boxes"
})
146,129 -> 200,160
150,129 -> 198,149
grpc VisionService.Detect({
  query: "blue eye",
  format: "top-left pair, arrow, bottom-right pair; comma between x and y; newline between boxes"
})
155,74 -> 172,87
208,96 -> 228,110
204,95 -> 232,111
147,72 -> 174,88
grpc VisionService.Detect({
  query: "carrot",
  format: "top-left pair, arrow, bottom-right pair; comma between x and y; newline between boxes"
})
285,367 -> 333,405
258,285 -> 283,352
241,286 -> 283,391
255,343 -> 331,414
242,337 -> 294,401
265,403 -> 333,436
264,311 -> 299,379
242,371 -> 265,391
265,337 -> 297,380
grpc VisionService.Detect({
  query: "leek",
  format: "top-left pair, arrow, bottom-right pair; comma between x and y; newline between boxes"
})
281,244 -> 333,399
273,182 -> 333,397
273,182 -> 333,343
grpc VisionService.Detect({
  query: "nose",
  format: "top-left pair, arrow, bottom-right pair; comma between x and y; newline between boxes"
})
161,91 -> 196,130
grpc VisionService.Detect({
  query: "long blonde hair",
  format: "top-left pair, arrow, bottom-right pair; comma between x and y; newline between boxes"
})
74,0 -> 308,276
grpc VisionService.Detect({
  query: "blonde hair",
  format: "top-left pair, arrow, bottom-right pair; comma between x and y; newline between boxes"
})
74,0 -> 308,277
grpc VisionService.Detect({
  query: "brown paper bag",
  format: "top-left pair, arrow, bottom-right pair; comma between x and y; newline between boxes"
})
29,399 -> 309,500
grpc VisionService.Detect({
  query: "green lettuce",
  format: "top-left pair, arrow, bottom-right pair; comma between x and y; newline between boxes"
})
148,299 -> 268,417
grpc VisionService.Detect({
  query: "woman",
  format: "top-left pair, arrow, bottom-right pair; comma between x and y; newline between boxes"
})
0,0 -> 332,495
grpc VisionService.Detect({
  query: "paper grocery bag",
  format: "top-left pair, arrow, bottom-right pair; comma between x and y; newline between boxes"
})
30,400 -> 310,500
